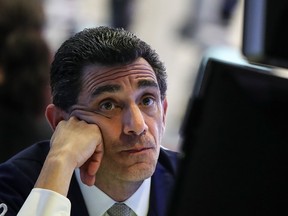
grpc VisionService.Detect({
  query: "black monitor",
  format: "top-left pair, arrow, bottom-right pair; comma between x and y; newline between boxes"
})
169,51 -> 288,216
242,0 -> 288,69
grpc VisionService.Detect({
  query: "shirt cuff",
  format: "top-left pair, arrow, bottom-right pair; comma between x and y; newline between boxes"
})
17,188 -> 71,216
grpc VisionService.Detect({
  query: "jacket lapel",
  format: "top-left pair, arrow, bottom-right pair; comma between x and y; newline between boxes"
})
148,149 -> 178,216
68,174 -> 89,216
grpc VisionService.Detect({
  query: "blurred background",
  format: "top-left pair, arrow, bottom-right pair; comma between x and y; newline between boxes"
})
43,0 -> 244,151
0,0 -> 244,161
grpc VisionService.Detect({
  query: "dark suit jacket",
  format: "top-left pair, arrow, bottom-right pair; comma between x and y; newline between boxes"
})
0,141 -> 179,216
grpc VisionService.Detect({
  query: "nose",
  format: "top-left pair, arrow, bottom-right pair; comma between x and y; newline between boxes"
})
123,103 -> 148,135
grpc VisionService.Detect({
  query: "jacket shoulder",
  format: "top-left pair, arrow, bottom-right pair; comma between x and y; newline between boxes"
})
0,141 -> 50,215
157,146 -> 180,176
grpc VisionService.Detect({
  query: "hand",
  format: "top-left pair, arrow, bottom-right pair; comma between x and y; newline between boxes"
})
50,116 -> 103,186
35,116 -> 103,195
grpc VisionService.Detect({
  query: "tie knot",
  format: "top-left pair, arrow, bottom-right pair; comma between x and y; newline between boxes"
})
107,203 -> 131,216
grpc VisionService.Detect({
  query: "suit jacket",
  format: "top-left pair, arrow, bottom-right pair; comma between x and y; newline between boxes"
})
0,141 -> 179,216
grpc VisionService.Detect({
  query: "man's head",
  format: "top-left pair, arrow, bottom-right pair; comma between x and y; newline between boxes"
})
51,26 -> 167,112
47,26 -> 168,188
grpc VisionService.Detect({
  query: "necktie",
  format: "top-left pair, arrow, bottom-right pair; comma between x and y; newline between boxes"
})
107,203 -> 131,216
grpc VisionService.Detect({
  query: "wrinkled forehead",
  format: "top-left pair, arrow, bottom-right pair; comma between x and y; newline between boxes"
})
81,58 -> 157,87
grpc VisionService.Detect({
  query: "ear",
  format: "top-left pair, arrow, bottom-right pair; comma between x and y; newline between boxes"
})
45,104 -> 66,130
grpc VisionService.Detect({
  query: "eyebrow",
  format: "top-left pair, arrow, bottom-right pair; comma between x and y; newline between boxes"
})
92,84 -> 121,97
91,79 -> 159,98
138,79 -> 159,89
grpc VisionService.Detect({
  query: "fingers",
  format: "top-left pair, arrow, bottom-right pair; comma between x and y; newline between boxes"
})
69,106 -> 111,122
69,109 -> 96,124
80,143 -> 104,186
50,113 -> 103,169
52,108 -> 104,186
80,170 -> 95,186
88,143 -> 104,175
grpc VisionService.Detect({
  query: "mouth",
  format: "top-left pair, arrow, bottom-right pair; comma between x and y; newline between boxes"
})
122,147 -> 154,154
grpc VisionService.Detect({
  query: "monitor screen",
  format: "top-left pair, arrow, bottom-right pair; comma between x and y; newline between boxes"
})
242,0 -> 288,69
169,57 -> 288,216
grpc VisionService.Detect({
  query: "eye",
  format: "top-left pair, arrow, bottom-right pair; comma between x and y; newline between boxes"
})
99,101 -> 116,111
141,96 -> 155,106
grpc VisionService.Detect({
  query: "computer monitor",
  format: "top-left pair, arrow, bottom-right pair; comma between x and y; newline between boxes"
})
169,52 -> 288,216
242,0 -> 288,69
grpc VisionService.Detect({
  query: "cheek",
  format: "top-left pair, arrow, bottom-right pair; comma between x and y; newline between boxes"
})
152,105 -> 166,135
147,117 -> 165,141
101,126 -> 117,140
98,119 -> 121,147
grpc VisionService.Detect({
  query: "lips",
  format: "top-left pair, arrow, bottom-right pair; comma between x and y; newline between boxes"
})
123,147 -> 153,153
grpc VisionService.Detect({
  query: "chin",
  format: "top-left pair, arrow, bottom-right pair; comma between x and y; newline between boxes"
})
122,163 -> 156,182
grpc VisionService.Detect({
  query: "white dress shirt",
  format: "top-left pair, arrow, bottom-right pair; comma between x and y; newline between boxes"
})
75,169 -> 150,216
17,188 -> 71,216
17,169 -> 151,216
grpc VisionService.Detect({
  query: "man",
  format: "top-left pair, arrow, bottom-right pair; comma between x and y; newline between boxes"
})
0,26 -> 179,216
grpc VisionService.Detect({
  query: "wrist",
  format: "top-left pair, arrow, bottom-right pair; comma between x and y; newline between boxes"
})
35,152 -> 75,196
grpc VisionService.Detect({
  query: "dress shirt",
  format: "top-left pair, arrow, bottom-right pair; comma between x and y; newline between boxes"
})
17,188 -> 71,216
75,169 -> 150,216
17,170 -> 150,216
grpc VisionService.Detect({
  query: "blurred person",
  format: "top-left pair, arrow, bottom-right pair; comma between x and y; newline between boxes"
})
220,0 -> 239,25
110,0 -> 135,30
179,0 -> 202,39
179,0 -> 238,38
0,0 -> 52,163
0,0 -> 45,47
0,26 -> 179,216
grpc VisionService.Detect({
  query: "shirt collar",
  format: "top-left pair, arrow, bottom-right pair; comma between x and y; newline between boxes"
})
75,169 -> 151,216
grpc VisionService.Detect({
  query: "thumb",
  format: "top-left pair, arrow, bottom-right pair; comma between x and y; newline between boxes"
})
80,143 -> 104,186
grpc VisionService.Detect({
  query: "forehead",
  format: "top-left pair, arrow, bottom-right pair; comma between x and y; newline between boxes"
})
81,58 -> 157,89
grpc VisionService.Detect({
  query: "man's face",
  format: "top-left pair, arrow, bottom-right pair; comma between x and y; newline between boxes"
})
71,57 -> 167,185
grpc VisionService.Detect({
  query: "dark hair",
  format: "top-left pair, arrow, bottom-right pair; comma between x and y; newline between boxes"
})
51,26 -> 167,112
